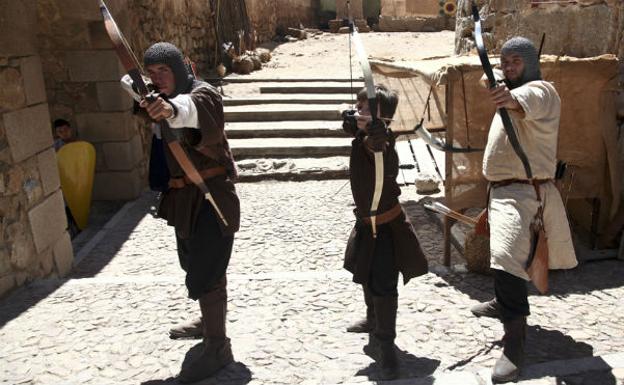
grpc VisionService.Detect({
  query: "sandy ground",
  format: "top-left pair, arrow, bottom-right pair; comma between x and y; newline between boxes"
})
258,31 -> 457,77
221,31 -> 456,96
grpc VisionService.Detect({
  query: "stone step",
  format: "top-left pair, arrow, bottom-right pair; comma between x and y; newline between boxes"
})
259,82 -> 365,94
230,137 -> 352,159
225,121 -> 347,139
223,93 -> 355,106
224,104 -> 343,122
236,156 -> 350,182
214,77 -> 364,83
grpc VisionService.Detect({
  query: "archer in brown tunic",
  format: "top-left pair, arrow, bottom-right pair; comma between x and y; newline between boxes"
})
137,42 -> 238,383
342,85 -> 428,379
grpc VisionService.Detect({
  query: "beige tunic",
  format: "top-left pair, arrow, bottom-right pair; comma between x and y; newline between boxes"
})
483,79 -> 578,280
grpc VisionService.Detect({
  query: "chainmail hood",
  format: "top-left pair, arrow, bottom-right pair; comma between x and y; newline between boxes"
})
144,42 -> 193,97
501,37 -> 542,88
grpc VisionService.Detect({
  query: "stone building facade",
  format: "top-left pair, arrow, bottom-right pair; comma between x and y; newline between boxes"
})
0,0 -> 317,297
378,0 -> 455,31
454,0 -> 623,58
248,0 -> 319,42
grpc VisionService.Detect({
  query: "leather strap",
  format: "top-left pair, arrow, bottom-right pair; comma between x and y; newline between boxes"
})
168,166 -> 226,189
489,178 -> 552,189
167,140 -> 229,227
362,204 -> 402,226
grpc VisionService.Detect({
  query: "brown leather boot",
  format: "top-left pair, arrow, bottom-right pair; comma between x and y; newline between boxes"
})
169,317 -> 202,339
492,317 -> 526,383
179,278 -> 234,383
366,296 -> 399,380
470,298 -> 502,320
347,286 -> 375,333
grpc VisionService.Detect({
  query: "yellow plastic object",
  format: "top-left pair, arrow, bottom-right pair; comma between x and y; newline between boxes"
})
57,141 -> 96,230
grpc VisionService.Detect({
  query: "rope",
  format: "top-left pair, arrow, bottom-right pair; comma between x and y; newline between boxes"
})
460,70 -> 471,147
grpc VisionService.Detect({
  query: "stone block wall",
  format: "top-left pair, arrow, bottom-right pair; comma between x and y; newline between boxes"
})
0,0 -> 73,297
2,0 -> 323,297
335,0 -> 364,18
454,0 -> 622,57
248,0 -> 319,41
36,0 -> 144,201
36,0 -> 219,201
124,0 -> 218,77
379,0 -> 455,31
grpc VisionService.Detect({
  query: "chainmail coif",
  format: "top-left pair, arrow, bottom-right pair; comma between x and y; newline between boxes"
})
501,37 -> 541,88
144,42 -> 193,97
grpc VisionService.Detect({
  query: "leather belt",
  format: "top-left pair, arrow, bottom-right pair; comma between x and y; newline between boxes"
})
168,166 -> 226,189
490,178 -> 552,189
362,204 -> 402,226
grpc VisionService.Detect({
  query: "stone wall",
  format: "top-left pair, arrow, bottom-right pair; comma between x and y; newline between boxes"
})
2,0 -> 320,298
36,0 -> 219,201
379,0 -> 455,31
335,0 -> 364,18
0,0 -> 73,297
0,0 -> 222,297
454,0 -> 623,57
125,0 -> 218,77
248,0 -> 319,41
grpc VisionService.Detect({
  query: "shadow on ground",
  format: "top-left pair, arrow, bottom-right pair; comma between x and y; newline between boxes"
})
525,325 -> 593,365
0,193 -> 153,327
445,325 -> 617,384
70,192 -> 158,278
357,344 -> 440,382
523,326 -> 617,384
402,198 -> 624,302
141,343 -> 252,385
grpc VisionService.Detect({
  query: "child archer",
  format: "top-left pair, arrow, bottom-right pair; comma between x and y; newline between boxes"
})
342,84 -> 428,380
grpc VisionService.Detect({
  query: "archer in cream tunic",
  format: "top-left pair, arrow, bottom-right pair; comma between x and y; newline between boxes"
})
483,78 -> 578,280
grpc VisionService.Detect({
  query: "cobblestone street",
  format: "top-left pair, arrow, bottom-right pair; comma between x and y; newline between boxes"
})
1,180 -> 623,385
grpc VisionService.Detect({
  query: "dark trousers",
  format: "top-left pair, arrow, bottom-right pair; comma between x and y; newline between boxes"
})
494,269 -> 530,320
176,200 -> 233,300
367,225 -> 399,297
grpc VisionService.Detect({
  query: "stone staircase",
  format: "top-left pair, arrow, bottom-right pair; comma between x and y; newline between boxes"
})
224,79 -> 363,181
223,78 -> 444,185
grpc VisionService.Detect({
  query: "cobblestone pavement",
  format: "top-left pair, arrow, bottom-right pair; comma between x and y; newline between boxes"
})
1,180 -> 624,385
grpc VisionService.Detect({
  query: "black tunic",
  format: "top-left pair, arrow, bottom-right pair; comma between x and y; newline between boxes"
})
344,133 -> 428,285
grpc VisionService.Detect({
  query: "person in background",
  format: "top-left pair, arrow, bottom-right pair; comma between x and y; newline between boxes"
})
53,119 -> 77,151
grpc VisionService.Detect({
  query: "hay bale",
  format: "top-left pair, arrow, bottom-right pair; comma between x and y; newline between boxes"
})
464,230 -> 491,275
